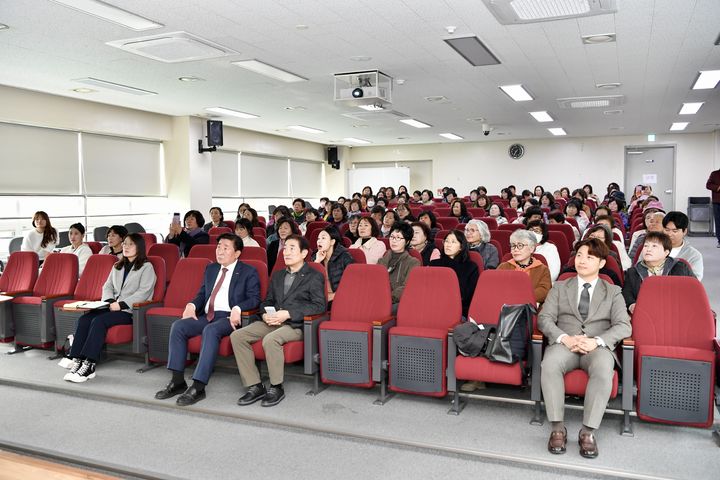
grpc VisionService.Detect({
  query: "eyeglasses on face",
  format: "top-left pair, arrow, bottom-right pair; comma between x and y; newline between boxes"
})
389,235 -> 405,241
509,243 -> 528,250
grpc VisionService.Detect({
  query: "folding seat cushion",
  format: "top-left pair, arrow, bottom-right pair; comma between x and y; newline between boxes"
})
53,254 -> 116,350
188,244 -> 217,262
12,253 -> 77,347
319,264 -> 392,388
145,258 -> 210,363
148,243 -> 180,284
388,267 -> 462,397
630,276 -> 716,428
0,251 -> 39,341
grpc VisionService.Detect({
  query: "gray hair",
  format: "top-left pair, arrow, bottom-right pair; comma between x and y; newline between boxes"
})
466,219 -> 491,243
510,229 -> 537,249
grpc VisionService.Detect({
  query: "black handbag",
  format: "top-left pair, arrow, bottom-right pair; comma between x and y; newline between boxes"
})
484,304 -> 536,364
453,321 -> 493,357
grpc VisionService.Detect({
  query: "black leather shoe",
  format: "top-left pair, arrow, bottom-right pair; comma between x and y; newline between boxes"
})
261,385 -> 285,407
176,386 -> 206,406
154,380 -> 188,400
237,383 -> 266,406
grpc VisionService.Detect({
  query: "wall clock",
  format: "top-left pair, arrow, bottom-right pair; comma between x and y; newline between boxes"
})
509,143 -> 525,159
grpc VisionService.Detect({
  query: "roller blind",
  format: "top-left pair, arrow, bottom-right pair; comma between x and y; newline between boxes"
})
212,150 -> 239,196
289,160 -> 322,197
82,134 -> 162,195
240,154 -> 288,197
0,123 -> 79,194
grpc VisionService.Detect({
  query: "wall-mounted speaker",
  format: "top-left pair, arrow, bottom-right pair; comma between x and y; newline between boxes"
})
207,120 -> 224,147
327,146 -> 338,165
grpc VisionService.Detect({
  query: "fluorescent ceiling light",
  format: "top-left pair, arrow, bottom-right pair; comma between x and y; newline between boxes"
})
499,84 -> 533,102
627,151 -> 644,155
343,137 -> 371,144
692,70 -> 720,90
205,107 -> 258,119
439,133 -> 464,140
358,104 -> 385,111
400,119 -> 432,129
679,102 -> 704,115
232,59 -> 307,83
50,0 -> 163,30
288,125 -> 325,134
529,111 -> 553,122
72,77 -> 156,95
670,122 -> 689,131
0,23 -> 8,30
581,33 -> 616,44
548,127 -> 567,136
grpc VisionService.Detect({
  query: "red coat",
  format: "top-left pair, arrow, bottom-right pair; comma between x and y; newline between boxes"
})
706,169 -> 720,203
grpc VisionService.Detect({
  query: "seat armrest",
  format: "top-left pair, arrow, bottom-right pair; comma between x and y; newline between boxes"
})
303,312 -> 329,375
304,312 -> 329,322
133,300 -> 159,308
2,290 -> 33,297
447,321 -> 461,333
42,293 -> 74,300
373,315 -> 395,326
622,338 -> 635,347
372,317 -> 396,382
621,336 -> 635,413
532,329 -> 544,342
132,301 -> 162,354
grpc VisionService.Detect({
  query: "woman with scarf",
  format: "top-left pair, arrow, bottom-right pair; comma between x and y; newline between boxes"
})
166,210 -> 209,257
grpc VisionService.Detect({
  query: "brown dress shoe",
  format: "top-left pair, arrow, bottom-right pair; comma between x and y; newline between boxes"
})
578,431 -> 599,458
547,427 -> 567,454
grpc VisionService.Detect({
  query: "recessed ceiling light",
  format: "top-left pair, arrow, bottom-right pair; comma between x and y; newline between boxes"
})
596,82 -> 621,89
72,87 -> 96,93
178,76 -> 204,82
232,59 -> 307,83
466,117 -> 486,123
358,104 -> 385,111
529,111 -> 553,122
396,137 -> 409,140
424,96 -> 450,103
49,0 -> 163,30
439,133 -> 463,140
72,77 -> 156,95
692,70 -> 720,90
349,55 -> 372,62
499,84 -> 533,102
400,118 -> 432,129
352,124 -> 369,128
396,79 -> 406,85
205,107 -> 259,119
679,102 -> 704,115
603,109 -> 623,115
344,137 -> 371,144
548,127 -> 567,136
647,134 -> 656,142
284,106 -> 307,111
295,24 -> 309,30
0,23 -> 8,30
288,125 -> 325,134
670,122 -> 689,131
582,33 -> 616,44
609,126 -> 625,131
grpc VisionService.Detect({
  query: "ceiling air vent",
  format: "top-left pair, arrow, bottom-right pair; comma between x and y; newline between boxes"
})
341,110 -> 408,122
557,95 -> 625,109
482,0 -> 616,25
106,32 -> 237,63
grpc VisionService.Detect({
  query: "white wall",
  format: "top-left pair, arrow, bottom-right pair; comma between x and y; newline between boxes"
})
348,133 -> 719,214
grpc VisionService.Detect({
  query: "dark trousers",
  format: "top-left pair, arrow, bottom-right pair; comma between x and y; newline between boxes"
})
166,313 -> 233,385
714,203 -> 720,242
69,310 -> 132,362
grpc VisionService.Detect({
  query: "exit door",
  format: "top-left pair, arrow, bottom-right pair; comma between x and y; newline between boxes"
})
624,146 -> 675,211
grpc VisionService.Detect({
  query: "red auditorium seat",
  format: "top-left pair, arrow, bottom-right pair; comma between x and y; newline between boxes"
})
383,267 -> 462,401
253,235 -> 267,249
548,231 -> 571,266
223,220 -> 235,230
0,251 -> 39,341
434,207 -> 450,217
622,276 -> 718,433
498,223 -> 525,233
148,243 -> 180,284
449,270 -> 537,414
188,244 -> 217,263
252,227 -> 266,239
489,229 -> 511,257
479,217 -> 498,230
304,221 -> 330,239
347,248 -> 366,264
106,256 -> 166,354
240,246 -> 268,265
10,253 -> 78,351
436,217 -> 459,230
504,208 -> 518,220
86,241 -> 103,254
53,254 -> 117,352
468,251 -> 484,272
144,258 -> 211,365
547,223 -> 575,251
468,208 -> 486,218
316,264 -> 393,394
208,226 -> 232,235
138,233 -> 157,254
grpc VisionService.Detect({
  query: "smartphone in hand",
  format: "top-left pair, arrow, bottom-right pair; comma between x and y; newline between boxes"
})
172,212 -> 181,225
264,306 -> 277,315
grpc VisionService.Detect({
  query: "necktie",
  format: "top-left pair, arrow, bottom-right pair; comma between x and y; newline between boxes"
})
206,267 -> 228,321
578,283 -> 591,320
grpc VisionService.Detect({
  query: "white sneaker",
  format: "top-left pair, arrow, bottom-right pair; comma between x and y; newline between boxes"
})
63,358 -> 82,380
58,357 -> 75,369
66,360 -> 96,383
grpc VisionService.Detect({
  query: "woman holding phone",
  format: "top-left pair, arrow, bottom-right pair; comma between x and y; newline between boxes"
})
166,210 -> 209,257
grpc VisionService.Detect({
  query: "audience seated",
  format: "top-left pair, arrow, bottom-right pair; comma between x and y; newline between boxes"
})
21,211 -> 57,262
59,223 -> 92,276
497,229 -> 551,304
291,198 -> 306,224
429,230 -> 479,317
450,199 -> 471,224
583,225 -> 625,270
377,223 -> 420,313
329,203 -> 348,229
417,210 -> 440,240
410,221 -> 440,265
591,216 -> 632,269
420,189 -> 434,205
99,225 -> 128,259
243,207 -> 262,228
488,202 -> 508,225
312,226 -> 354,303
628,210 -> 665,261
564,199 -> 589,233
234,218 -> 260,248
203,206 -> 225,232
662,211 -> 703,280
267,217 -> 301,273
350,217 -> 386,265
525,221 -> 561,282
344,215 -> 360,243
380,210 -> 400,237
298,208 -> 319,236
166,210 -> 210,258
547,210 -> 580,243
464,219 -> 499,269
63,233 -> 156,383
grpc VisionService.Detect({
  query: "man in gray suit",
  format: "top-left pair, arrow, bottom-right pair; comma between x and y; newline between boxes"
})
539,238 -> 631,458
230,234 -> 326,407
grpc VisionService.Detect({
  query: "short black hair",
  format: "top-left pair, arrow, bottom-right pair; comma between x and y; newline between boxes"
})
417,210 -> 438,229
526,220 -> 549,244
662,211 -> 689,231
389,222 -> 413,250
217,232 -> 243,252
547,210 -> 565,223
293,198 -> 306,208
275,217 -> 301,236
523,206 -> 543,224
107,225 -> 128,239
209,206 -> 224,222
285,233 -> 310,253
370,205 -> 386,216
184,210 -> 205,227
234,217 -> 254,233
441,229 -> 469,262
69,222 -> 85,235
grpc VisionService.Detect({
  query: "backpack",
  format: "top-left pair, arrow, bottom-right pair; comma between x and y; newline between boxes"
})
484,304 -> 536,364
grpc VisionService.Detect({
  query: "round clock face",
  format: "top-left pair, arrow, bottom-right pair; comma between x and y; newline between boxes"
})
509,143 -> 525,159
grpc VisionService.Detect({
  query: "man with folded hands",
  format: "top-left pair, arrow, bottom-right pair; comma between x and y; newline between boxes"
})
538,238 -> 631,459
154,233 -> 260,406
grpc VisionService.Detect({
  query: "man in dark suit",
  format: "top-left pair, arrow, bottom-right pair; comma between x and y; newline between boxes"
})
539,238 -> 631,459
231,234 -> 326,407
155,233 -> 260,406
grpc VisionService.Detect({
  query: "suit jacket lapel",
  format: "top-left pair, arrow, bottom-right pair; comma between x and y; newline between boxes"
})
227,262 -> 241,303
566,276 -> 581,320
586,278 -> 606,321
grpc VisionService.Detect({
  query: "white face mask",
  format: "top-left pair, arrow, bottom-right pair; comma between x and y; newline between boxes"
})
367,201 -> 375,208
532,231 -> 543,242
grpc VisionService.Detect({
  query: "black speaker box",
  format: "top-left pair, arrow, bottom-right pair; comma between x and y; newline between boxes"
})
327,146 -> 338,165
207,120 -> 224,147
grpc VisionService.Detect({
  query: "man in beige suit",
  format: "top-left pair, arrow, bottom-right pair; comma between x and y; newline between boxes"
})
539,238 -> 631,459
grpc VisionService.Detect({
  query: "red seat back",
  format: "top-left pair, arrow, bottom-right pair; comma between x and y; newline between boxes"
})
146,256 -> 167,302
396,268 -> 461,329
72,254 -> 116,300
547,223 -> 575,251
138,233 -> 157,254
347,248 -> 366,264
603,254 -> 624,284
436,217 -> 459,229
252,227 -> 266,239
305,221 -> 330,239
503,208 -> 518,220
148,243 -> 180,283
479,217 -> 498,230
548,232 -> 570,266
253,235 -> 267,249
33,253 -> 78,297
498,223 -> 524,233
188,244 -> 217,262
468,251 -> 484,272
86,242 -> 103,254
208,227 -> 232,235
223,220 -> 235,230
489,229 -> 510,257
0,251 -> 38,294
240,246 -> 268,265
468,270 -> 535,327
408,248 -> 422,263
330,264 -> 391,322
468,208 -> 486,218
242,259 -> 268,299
434,207 -> 450,217
163,258 -> 211,308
